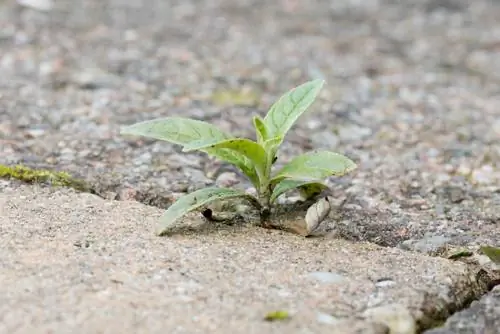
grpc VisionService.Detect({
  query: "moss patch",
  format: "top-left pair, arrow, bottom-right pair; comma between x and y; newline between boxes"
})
263,310 -> 290,322
0,164 -> 91,192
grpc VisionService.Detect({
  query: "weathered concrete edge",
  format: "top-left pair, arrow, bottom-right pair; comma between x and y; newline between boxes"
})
0,163 -> 175,208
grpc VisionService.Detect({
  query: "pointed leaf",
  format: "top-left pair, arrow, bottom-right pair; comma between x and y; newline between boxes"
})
263,79 -> 324,144
263,136 -> 283,158
270,179 -> 328,203
157,187 -> 260,236
121,116 -> 232,147
183,138 -> 268,181
121,117 -> 261,187
271,150 -> 356,185
253,115 -> 269,144
480,246 -> 500,264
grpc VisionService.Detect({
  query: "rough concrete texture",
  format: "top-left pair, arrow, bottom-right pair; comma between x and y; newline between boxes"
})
2,0 -> 500,332
2,0 -> 500,250
425,286 -> 500,334
0,183 -> 488,333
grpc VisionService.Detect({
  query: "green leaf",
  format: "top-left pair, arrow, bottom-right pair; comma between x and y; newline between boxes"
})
121,116 -> 232,147
271,150 -> 357,185
183,138 -> 268,183
157,187 -> 260,236
263,79 -> 324,146
263,136 -> 283,156
270,179 -> 328,203
253,115 -> 269,145
480,246 -> 500,264
121,117 -> 261,187
298,182 -> 329,200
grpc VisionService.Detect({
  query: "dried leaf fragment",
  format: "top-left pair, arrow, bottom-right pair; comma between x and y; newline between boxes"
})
304,196 -> 331,235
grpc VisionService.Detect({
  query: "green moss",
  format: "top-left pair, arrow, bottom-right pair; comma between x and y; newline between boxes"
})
447,250 -> 473,260
263,310 -> 290,322
0,164 -> 90,192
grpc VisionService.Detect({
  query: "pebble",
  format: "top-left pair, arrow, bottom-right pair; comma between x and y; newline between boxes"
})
306,119 -> 323,131
245,187 -> 258,197
315,312 -> 340,325
338,125 -> 373,142
134,152 -> 152,166
310,130 -> 339,149
374,278 -> 397,288
215,172 -> 240,188
362,304 -> 416,334
17,0 -> 53,11
470,165 -> 497,185
167,154 -> 203,169
70,68 -> 121,89
308,271 -> 345,284
399,234 -> 451,255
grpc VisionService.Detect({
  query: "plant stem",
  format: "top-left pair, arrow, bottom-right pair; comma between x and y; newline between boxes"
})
258,183 -> 272,224
258,145 -> 277,224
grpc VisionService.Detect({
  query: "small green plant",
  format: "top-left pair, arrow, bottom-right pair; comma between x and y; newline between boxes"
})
121,79 -> 357,235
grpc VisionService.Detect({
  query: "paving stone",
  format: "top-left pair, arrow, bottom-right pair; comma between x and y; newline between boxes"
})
0,184 -> 490,333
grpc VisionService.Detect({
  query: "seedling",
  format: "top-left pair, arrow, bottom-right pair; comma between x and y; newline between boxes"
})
121,79 -> 357,236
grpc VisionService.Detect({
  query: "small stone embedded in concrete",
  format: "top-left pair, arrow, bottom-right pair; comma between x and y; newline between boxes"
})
338,125 -> 373,142
374,278 -> 397,288
362,304 -> 417,334
308,271 -> 346,284
400,234 -> 451,255
215,172 -> 240,188
70,68 -> 121,89
17,0 -> 53,11
316,312 -> 340,325
311,130 -> 340,149
471,165 -> 497,185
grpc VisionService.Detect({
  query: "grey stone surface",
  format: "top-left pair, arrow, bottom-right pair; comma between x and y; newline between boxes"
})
2,0 -> 500,332
424,286 -> 500,334
0,184 -> 489,333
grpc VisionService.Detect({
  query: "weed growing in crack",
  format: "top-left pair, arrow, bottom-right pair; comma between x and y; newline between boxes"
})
121,80 -> 357,236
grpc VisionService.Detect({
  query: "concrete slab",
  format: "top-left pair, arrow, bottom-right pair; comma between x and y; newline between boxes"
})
0,184 -> 487,333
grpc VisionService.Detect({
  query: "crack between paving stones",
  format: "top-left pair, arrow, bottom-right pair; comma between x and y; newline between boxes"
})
417,271 -> 492,332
